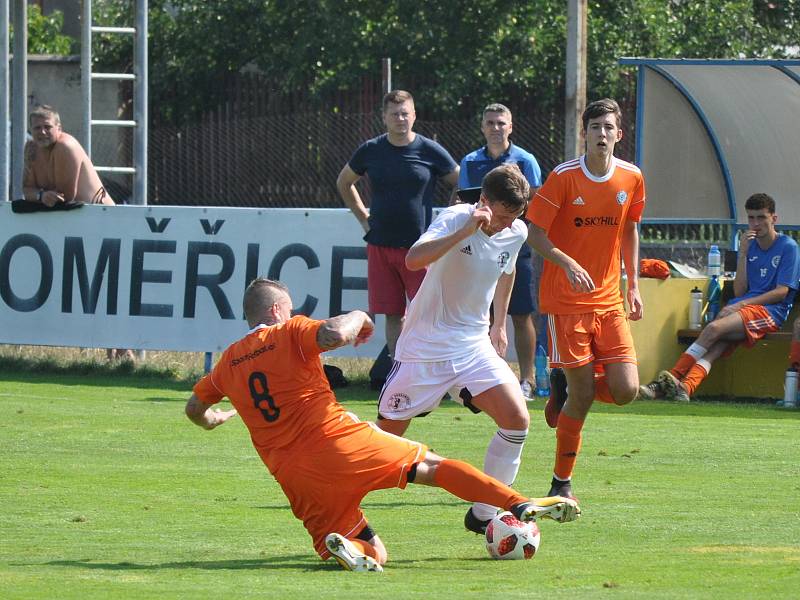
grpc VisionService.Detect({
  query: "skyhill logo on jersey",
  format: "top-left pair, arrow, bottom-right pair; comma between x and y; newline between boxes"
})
573,216 -> 621,228
497,251 -> 510,268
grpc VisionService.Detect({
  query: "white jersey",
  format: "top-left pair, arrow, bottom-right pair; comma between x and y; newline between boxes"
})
395,203 -> 527,362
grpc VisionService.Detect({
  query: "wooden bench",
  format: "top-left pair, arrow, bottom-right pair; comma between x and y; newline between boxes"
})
677,328 -> 792,344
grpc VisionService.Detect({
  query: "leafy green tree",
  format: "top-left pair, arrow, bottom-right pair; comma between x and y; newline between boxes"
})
10,5 -> 74,55
92,0 -> 800,125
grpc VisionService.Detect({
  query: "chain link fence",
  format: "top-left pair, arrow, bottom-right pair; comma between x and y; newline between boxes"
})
132,74 -> 636,209
103,73 -> 761,270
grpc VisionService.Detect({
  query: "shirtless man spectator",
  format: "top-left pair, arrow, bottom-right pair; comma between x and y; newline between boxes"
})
22,105 -> 115,207
23,105 -> 131,360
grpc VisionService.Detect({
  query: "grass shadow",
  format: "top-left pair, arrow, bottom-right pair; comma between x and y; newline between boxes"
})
36,556 -> 329,572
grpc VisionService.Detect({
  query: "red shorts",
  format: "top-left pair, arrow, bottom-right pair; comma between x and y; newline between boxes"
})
367,244 -> 426,315
547,308 -> 637,369
266,412 -> 427,559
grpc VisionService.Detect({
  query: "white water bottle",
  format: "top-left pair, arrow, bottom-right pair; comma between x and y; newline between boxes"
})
783,368 -> 798,408
689,287 -> 703,329
707,245 -> 721,278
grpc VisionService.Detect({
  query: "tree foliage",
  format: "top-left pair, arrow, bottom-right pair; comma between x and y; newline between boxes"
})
92,0 -> 800,125
10,5 -> 74,56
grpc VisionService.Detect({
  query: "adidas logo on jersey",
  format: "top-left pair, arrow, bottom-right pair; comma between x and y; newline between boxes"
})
572,196 -> 585,205
460,245 -> 473,255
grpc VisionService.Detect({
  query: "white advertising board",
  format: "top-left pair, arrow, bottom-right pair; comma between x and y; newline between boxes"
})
0,203 -> 384,357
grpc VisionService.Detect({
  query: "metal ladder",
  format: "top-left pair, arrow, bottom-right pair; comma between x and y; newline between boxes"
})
80,0 -> 148,205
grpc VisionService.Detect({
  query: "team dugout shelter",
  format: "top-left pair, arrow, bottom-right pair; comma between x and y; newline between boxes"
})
620,58 -> 800,399
619,58 -> 800,237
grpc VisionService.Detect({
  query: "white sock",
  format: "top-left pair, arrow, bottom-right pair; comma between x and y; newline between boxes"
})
686,343 -> 707,360
696,358 -> 711,374
471,428 -> 528,521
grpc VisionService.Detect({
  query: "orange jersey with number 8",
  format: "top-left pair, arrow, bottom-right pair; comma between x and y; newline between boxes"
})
192,315 -> 346,473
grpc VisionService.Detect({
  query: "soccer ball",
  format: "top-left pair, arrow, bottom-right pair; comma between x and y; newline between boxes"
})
485,512 -> 541,560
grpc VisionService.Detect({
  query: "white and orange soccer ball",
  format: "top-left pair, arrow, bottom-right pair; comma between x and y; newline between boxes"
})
485,511 -> 541,560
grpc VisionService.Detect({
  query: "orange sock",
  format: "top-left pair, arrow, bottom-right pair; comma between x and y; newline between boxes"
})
348,538 -> 379,560
594,374 -> 616,404
681,363 -> 708,396
790,341 -> 800,369
554,413 -> 584,480
433,459 -> 528,509
671,352 -> 697,379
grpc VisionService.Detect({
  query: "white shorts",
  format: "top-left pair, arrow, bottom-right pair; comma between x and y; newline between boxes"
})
377,345 -> 519,420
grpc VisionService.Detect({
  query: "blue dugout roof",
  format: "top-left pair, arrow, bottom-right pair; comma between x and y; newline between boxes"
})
619,59 -> 800,227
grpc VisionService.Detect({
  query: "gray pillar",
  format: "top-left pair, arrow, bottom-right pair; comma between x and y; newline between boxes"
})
81,0 -> 92,155
564,0 -> 587,161
381,58 -> 391,95
1,0 -> 9,202
10,0 -> 26,200
132,0 -> 148,205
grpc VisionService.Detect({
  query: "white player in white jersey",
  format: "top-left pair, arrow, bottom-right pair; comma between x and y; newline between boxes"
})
376,163 -> 533,535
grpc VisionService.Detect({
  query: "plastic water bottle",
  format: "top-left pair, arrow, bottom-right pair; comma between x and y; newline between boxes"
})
783,368 -> 798,408
689,287 -> 703,329
534,345 -> 550,397
705,275 -> 721,323
707,245 -> 721,278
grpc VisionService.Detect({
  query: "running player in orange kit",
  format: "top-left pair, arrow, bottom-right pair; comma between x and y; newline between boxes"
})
185,277 -> 580,572
526,98 -> 646,500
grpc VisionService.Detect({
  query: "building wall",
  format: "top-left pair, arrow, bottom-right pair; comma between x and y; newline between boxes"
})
26,54 -> 125,174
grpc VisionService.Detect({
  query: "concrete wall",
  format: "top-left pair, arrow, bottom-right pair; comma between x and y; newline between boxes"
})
26,55 -> 122,160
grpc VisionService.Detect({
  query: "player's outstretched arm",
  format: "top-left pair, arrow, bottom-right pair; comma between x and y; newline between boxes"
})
621,220 -> 643,321
185,394 -> 238,430
336,165 -> 369,234
317,310 -> 375,351
733,229 -> 754,298
527,223 -> 595,292
406,204 -> 491,270
489,270 -> 515,357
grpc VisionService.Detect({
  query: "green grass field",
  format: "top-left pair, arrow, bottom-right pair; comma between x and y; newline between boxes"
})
2,364 -> 799,599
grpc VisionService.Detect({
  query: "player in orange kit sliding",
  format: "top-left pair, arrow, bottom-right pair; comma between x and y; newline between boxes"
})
185,277 -> 580,572
526,98 -> 646,500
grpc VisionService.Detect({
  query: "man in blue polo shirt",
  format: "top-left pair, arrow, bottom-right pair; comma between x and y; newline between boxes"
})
459,103 -> 543,400
337,90 -> 459,359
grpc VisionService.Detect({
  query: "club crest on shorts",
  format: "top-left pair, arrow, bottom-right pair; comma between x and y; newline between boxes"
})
387,393 -> 411,411
616,190 -> 627,204
497,251 -> 510,268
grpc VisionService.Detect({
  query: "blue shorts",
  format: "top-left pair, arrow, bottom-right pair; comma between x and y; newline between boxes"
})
508,246 -> 542,316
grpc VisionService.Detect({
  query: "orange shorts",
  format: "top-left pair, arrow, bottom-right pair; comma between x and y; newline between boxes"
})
737,304 -> 778,346
266,412 -> 427,559
547,308 -> 637,369
720,304 -> 778,358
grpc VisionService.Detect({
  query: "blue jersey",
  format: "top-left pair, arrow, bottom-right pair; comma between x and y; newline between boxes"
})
349,133 -> 457,248
459,143 -> 542,259
458,143 -> 542,190
738,233 -> 800,325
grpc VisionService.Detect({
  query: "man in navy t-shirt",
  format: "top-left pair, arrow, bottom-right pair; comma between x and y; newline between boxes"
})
337,90 -> 459,357
459,103 -> 542,400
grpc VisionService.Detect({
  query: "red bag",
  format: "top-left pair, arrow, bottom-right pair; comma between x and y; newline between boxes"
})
639,259 -> 670,279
